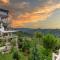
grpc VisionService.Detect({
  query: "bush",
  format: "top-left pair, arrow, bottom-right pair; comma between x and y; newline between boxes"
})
13,51 -> 20,60
43,33 -> 57,50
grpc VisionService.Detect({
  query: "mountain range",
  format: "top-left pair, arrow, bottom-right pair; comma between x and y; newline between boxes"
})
14,28 -> 60,37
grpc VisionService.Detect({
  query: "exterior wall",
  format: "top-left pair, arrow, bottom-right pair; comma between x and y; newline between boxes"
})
52,49 -> 60,60
0,11 -> 7,16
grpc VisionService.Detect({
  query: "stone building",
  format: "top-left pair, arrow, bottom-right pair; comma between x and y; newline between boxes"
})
0,8 -> 18,54
52,49 -> 60,60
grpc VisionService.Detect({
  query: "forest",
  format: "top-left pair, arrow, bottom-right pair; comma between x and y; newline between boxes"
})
0,31 -> 60,60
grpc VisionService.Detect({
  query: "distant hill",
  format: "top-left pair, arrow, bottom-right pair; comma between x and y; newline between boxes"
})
14,28 -> 60,37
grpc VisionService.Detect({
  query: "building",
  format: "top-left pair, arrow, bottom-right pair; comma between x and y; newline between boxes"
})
0,8 -> 18,53
52,49 -> 60,60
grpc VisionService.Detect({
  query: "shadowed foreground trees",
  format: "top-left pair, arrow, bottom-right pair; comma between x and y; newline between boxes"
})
43,34 -> 57,50
0,31 -> 60,60
43,34 -> 60,51
9,32 -> 60,60
13,51 -> 20,60
17,32 -> 60,60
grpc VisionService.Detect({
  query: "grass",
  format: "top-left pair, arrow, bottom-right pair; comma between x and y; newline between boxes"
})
0,53 -> 13,60
0,51 -> 28,60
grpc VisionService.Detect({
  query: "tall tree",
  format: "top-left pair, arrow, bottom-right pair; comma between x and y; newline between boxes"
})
43,33 -> 57,51
13,51 -> 20,60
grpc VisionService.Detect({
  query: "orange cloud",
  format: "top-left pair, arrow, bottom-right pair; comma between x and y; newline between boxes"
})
11,3 -> 60,28
0,0 -> 9,5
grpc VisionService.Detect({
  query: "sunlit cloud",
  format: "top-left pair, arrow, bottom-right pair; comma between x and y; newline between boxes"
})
0,0 -> 60,28
0,0 -> 9,5
11,3 -> 60,28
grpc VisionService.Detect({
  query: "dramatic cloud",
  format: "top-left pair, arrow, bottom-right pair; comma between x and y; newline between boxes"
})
11,3 -> 60,28
0,0 -> 60,28
0,0 -> 9,5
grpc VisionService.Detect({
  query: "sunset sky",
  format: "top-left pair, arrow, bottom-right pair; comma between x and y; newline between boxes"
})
0,0 -> 60,29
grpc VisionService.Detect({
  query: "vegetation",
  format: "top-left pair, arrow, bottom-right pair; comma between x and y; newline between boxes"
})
0,31 -> 60,60
13,51 -> 19,60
